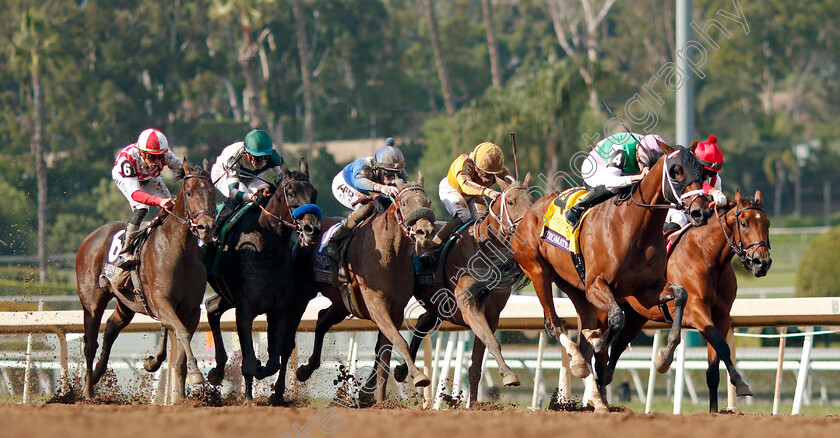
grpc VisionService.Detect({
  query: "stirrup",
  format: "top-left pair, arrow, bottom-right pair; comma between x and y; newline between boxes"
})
114,254 -> 139,268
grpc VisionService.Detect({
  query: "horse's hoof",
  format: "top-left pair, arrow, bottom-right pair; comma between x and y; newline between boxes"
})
189,371 -> 206,385
143,356 -> 161,372
735,381 -> 753,397
654,351 -> 673,373
593,405 -> 610,414
255,365 -> 276,380
570,359 -> 591,379
412,373 -> 431,388
502,373 -> 521,387
297,364 -> 314,382
207,367 -> 225,386
268,393 -> 286,406
393,363 -> 408,382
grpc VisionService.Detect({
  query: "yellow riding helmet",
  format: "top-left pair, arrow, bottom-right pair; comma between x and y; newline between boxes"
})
471,142 -> 505,174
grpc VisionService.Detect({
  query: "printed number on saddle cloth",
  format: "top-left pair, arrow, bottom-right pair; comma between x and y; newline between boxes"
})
107,230 -> 127,263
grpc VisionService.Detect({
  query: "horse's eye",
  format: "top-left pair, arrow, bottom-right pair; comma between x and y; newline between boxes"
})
741,221 -> 747,228
507,199 -> 514,206
185,190 -> 192,196
401,200 -> 406,207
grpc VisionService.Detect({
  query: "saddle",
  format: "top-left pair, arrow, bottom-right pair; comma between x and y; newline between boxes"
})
541,187 -> 590,282
99,220 -> 161,319
412,220 -> 475,289
312,221 -> 365,318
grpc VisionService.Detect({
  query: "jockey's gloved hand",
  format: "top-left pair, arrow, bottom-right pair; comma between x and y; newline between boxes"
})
711,190 -> 727,206
376,184 -> 399,198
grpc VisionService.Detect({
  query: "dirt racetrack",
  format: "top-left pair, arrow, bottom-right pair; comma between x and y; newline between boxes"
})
4,403 -> 839,438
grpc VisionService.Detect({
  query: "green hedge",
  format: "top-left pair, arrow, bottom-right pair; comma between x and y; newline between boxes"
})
796,226 -> 840,297
0,279 -> 76,296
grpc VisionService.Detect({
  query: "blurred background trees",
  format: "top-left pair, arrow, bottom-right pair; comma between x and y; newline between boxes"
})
1,0 -> 839,259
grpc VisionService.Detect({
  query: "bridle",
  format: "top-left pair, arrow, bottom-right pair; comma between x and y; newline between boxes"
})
627,150 -> 705,212
715,202 -> 771,270
257,174 -> 318,235
486,184 -> 528,237
162,173 -> 215,235
392,184 -> 430,242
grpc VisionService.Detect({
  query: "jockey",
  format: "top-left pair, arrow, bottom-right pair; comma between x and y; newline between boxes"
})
434,141 -> 516,246
210,129 -> 285,228
664,135 -> 727,233
112,128 -> 183,265
326,137 -> 409,258
565,132 -> 665,228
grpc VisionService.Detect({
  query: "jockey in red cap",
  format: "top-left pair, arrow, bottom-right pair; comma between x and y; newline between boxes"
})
664,135 -> 727,233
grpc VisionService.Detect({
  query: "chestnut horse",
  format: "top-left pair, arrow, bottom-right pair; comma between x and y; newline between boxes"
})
393,175 -> 535,402
594,190 -> 772,412
512,141 -> 711,412
75,160 -> 215,401
295,176 -> 437,404
204,158 -> 321,404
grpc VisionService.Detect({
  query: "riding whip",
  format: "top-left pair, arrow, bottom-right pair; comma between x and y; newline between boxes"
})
510,132 -> 520,181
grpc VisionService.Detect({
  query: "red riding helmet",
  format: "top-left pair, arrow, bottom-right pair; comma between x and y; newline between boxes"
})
695,135 -> 723,171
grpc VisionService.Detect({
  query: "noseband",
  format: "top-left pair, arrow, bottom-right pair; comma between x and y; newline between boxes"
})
163,173 -> 215,235
257,175 -> 321,241
715,203 -> 771,270
487,185 -> 527,236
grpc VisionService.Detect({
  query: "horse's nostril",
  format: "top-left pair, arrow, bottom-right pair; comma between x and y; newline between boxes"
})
303,225 -> 314,234
416,229 -> 426,237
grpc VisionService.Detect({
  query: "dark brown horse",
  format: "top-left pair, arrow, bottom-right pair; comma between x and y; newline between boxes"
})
392,175 -> 535,402
204,157 -> 321,404
594,190 -> 772,412
295,176 -> 437,404
512,141 -> 711,412
75,161 -> 216,401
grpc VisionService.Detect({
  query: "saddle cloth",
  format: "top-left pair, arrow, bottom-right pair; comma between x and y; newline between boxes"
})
206,203 -> 253,277
541,187 -> 592,255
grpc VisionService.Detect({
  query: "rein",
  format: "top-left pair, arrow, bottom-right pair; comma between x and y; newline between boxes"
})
626,151 -> 705,211
255,175 -> 319,243
484,185 -> 526,239
162,173 -> 214,235
714,203 -> 771,270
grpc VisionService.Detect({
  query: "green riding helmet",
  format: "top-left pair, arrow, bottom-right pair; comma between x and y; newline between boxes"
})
244,129 -> 274,156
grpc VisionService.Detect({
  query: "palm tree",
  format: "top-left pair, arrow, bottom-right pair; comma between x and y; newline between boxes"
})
9,8 -> 58,283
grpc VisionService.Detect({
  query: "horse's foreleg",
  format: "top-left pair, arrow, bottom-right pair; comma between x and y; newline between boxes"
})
272,298 -> 310,405
707,340 -> 722,413
206,297 -> 233,386
701,312 -> 752,410
653,281 -> 687,373
92,302 -> 135,385
256,315 -> 281,380
585,277 -> 624,355
394,311 -> 438,383
603,309 -> 647,388
161,305 -> 206,401
532,271 -> 587,378
468,337 -> 486,403
170,332 -> 188,403
234,310 -> 259,402
367,301 -> 429,388
82,304 -> 107,399
143,326 -> 168,372
464,303 -> 519,388
297,303 -> 349,382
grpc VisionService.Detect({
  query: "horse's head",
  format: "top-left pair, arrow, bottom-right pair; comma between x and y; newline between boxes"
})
267,157 -> 322,245
394,173 -> 436,255
178,159 -> 216,243
657,139 -> 711,226
727,190 -> 772,277
490,173 -> 535,234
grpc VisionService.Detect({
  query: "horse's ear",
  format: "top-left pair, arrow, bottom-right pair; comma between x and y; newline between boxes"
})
754,190 -> 763,207
523,172 -> 533,188
279,161 -> 292,179
496,176 -> 510,191
182,158 -> 190,174
299,156 -> 309,178
734,189 -> 743,205
656,138 -> 675,155
689,138 -> 699,152
203,158 -> 211,173
416,171 -> 424,188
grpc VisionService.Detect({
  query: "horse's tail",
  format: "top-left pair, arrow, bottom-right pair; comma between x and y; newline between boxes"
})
464,245 -> 530,306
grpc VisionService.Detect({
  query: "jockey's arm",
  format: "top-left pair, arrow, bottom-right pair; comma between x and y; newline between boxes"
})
600,166 -> 635,192
455,170 -> 489,197
163,152 -> 184,174
354,166 -> 398,197
703,177 -> 727,205
498,167 -> 516,184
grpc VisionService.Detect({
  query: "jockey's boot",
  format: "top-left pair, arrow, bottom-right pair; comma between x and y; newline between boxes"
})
326,203 -> 373,260
114,208 -> 147,268
565,185 -> 614,229
418,216 -> 464,268
212,199 -> 239,243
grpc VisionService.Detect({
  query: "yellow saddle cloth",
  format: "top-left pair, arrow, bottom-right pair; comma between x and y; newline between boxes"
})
541,187 -> 592,254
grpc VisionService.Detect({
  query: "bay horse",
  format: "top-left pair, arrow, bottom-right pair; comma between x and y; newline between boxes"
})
512,141 -> 711,412
392,175 -> 535,402
295,175 -> 437,404
593,190 -> 772,412
75,160 -> 215,401
204,157 -> 321,404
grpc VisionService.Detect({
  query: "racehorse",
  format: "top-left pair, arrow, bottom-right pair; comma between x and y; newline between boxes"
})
75,160 -> 215,401
512,140 -> 711,412
204,157 -> 321,404
593,190 -> 772,412
295,175 -> 437,404
392,175 -> 535,402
